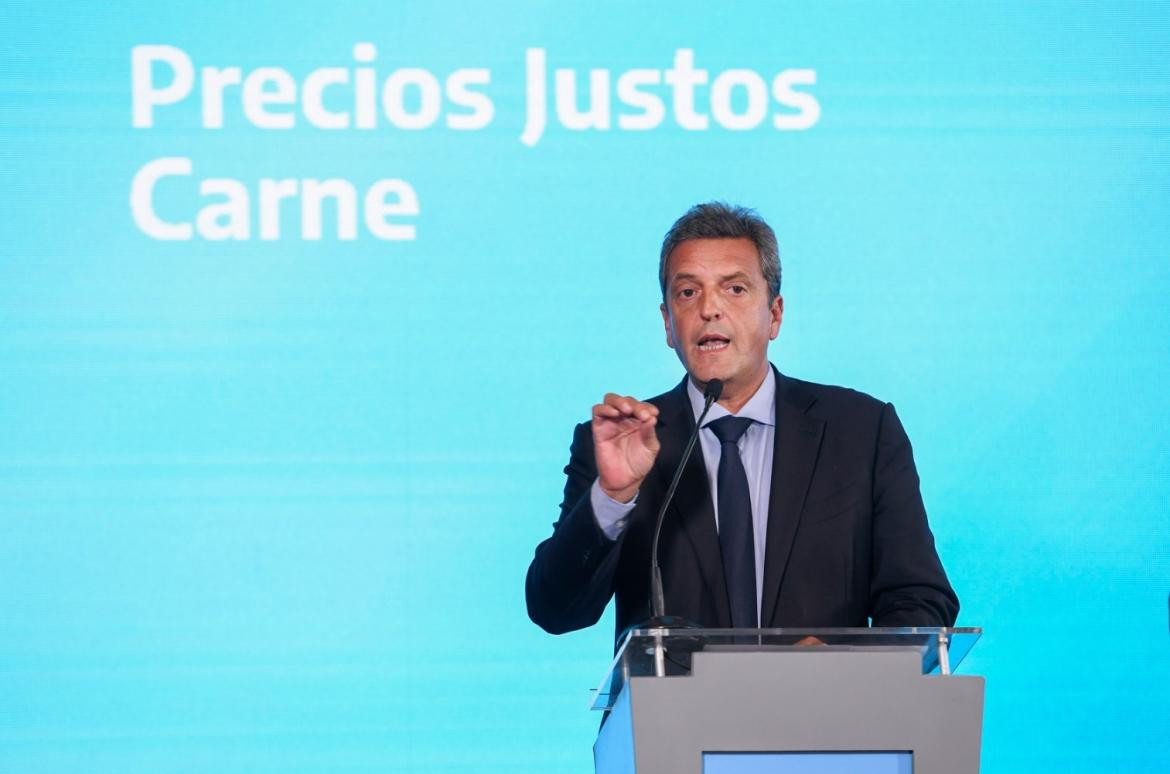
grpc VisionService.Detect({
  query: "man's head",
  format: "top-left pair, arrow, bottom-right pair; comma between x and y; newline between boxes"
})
658,202 -> 781,303
658,203 -> 784,412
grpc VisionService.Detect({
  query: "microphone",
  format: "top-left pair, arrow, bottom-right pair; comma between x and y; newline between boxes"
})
647,378 -> 723,624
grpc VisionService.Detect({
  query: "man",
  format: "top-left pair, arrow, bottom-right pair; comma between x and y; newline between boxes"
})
526,202 -> 957,643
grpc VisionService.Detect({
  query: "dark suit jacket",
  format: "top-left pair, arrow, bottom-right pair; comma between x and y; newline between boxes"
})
525,368 -> 958,642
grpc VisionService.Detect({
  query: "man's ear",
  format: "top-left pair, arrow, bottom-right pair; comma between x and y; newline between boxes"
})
660,302 -> 676,349
769,294 -> 784,340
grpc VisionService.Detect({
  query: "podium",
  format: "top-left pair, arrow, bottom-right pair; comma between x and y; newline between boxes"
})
592,627 -> 984,774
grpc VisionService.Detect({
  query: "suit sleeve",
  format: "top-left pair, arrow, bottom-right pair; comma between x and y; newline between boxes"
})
868,402 -> 960,627
525,421 -> 628,634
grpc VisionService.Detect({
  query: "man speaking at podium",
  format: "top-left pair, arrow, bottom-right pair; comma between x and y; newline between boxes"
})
526,203 -> 958,643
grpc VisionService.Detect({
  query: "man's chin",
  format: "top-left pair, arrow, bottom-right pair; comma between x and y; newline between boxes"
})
680,354 -> 736,390
686,369 -> 727,389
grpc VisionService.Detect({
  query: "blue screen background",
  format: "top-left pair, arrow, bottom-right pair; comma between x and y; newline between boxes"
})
1,2 -> 1167,771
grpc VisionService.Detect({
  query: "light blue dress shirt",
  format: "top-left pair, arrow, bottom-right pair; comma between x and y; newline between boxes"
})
590,368 -> 777,618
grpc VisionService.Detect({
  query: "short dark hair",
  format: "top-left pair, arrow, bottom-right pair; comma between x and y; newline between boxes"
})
658,202 -> 781,301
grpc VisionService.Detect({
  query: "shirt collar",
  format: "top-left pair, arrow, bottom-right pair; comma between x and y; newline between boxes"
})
686,366 -> 777,428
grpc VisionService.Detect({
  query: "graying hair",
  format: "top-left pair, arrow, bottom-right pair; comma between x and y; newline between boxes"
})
658,202 -> 781,301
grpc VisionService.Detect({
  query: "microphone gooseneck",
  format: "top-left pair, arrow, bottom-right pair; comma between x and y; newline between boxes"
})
648,378 -> 723,621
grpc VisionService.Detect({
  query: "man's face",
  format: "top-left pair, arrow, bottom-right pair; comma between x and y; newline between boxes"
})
660,238 -> 783,408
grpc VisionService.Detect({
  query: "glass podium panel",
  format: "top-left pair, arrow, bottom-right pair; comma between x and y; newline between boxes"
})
591,627 -> 982,711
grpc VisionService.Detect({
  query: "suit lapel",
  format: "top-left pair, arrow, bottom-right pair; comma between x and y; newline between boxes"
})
657,380 -> 730,626
760,371 -> 825,626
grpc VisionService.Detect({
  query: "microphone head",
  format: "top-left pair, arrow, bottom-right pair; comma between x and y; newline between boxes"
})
704,379 -> 724,402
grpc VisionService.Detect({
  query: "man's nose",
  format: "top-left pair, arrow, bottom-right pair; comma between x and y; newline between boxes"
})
700,292 -> 723,320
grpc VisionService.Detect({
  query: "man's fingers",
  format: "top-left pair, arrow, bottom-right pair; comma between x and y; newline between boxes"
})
601,393 -> 659,421
592,410 -> 656,437
603,393 -> 637,416
638,416 -> 661,449
592,402 -> 622,419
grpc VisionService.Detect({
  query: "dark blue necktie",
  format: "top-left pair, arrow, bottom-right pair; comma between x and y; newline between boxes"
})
707,415 -> 758,628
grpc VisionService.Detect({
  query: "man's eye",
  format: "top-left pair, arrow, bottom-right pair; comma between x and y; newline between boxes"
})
729,285 -> 746,294
679,288 -> 697,298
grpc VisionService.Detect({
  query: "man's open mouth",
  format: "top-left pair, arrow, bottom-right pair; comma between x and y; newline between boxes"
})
697,334 -> 730,352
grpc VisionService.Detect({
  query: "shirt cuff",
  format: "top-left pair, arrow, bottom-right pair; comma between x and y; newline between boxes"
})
590,478 -> 637,541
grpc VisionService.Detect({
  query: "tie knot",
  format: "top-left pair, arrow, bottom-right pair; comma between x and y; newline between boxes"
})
707,415 -> 753,445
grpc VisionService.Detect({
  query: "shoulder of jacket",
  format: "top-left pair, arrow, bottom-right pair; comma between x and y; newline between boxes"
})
781,373 -> 888,418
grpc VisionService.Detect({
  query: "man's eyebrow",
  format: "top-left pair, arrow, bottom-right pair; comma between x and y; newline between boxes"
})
720,271 -> 754,284
670,271 -> 755,284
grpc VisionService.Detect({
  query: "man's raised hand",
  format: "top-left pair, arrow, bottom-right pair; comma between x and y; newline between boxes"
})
592,393 -> 660,504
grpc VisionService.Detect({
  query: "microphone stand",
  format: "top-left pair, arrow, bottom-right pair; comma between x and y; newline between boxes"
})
639,378 -> 722,674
